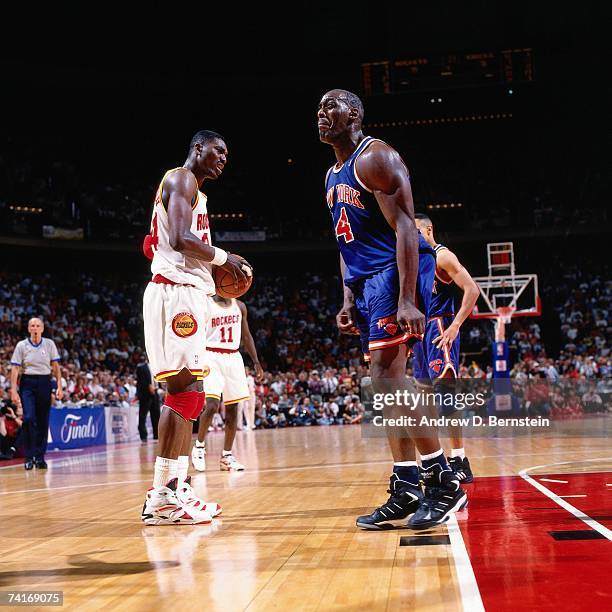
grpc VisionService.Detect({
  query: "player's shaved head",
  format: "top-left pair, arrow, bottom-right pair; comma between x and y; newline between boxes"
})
325,89 -> 365,122
28,317 -> 44,327
189,130 -> 225,152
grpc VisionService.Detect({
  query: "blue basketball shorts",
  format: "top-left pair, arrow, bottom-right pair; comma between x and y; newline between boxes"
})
412,315 -> 460,382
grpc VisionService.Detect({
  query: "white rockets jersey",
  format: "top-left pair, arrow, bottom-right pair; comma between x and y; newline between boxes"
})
149,167 -> 215,294
207,298 -> 242,350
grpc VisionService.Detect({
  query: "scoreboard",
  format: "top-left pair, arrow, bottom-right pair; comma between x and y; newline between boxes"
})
362,48 -> 533,96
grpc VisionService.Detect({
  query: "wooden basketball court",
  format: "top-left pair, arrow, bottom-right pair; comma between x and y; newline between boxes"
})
1,425 -> 610,611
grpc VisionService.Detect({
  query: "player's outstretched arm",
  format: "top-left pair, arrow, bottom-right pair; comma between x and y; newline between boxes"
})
237,300 -> 263,380
432,249 -> 480,350
163,169 -> 249,283
355,143 -> 424,335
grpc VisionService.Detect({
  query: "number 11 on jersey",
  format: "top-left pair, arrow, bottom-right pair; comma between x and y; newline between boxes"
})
220,326 -> 233,343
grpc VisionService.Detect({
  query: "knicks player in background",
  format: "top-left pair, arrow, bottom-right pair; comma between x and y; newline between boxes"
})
141,130 -> 251,525
414,213 -> 479,482
318,90 -> 466,530
191,295 -> 263,471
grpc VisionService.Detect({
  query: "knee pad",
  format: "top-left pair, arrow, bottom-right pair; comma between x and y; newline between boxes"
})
165,391 -> 201,421
433,380 -> 458,417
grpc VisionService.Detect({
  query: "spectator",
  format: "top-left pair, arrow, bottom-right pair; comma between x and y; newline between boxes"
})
0,395 -> 22,459
524,374 -> 551,417
136,355 -> 159,442
582,387 -> 603,414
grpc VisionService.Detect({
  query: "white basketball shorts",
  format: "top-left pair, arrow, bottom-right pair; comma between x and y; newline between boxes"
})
204,350 -> 249,404
143,281 -> 211,382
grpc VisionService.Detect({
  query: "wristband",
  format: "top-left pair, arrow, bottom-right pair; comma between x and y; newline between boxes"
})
211,247 -> 228,266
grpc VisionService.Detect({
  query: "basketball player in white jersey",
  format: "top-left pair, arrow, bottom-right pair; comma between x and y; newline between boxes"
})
192,295 -> 263,471
141,130 -> 252,525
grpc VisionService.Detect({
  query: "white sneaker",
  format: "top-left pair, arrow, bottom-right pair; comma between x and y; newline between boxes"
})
220,453 -> 245,471
191,443 -> 206,471
141,478 -> 212,525
176,476 -> 222,518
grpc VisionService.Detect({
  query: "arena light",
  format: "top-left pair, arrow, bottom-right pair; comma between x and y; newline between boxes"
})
426,202 -> 463,210
364,113 -> 512,129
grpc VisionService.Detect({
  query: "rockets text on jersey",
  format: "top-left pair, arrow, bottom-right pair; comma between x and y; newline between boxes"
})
149,167 -> 215,294
430,244 -> 456,317
325,136 -> 398,283
207,298 -> 242,351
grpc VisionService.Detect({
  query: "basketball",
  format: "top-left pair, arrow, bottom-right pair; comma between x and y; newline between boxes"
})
213,264 -> 253,298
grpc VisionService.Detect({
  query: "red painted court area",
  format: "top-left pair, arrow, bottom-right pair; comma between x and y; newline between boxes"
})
459,472 -> 611,611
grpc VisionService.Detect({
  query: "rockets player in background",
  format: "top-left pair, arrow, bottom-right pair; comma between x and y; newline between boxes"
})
414,213 -> 480,483
318,89 -> 466,530
191,295 -> 263,471
141,130 -> 251,525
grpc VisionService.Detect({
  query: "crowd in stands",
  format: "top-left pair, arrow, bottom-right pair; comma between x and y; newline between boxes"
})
1,123 -> 608,244
250,368 -> 365,429
505,264 -> 611,419
0,263 -> 609,456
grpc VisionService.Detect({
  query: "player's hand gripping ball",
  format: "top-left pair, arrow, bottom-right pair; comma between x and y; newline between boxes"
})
213,255 -> 253,299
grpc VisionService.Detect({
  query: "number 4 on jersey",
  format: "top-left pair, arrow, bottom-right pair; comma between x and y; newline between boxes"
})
335,207 -> 354,243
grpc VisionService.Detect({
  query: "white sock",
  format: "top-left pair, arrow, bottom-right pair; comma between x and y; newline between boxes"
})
153,456 -> 178,488
222,450 -> 232,457
195,440 -> 206,448
419,448 -> 445,462
393,460 -> 418,467
451,448 -> 466,459
177,455 -> 189,486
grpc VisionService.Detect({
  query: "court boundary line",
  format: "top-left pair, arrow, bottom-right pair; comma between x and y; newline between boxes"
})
518,457 -> 612,541
0,443 -> 149,470
447,514 -> 485,612
0,478 -> 151,496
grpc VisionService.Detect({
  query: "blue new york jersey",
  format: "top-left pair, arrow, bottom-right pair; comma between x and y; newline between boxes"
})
413,243 -> 460,384
325,136 -> 435,355
430,244 -> 456,316
325,136 -> 396,283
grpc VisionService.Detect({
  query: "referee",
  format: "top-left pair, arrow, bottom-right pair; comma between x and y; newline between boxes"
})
10,318 -> 63,470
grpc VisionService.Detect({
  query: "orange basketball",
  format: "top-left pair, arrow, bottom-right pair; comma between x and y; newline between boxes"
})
213,265 -> 253,299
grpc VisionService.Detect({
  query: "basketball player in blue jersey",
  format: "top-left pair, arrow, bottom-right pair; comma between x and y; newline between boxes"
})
414,213 -> 480,483
318,89 -> 467,530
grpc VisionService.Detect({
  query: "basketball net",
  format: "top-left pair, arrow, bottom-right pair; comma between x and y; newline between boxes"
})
494,305 -> 515,342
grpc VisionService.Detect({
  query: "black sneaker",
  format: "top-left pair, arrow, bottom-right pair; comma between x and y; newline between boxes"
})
408,464 -> 467,530
356,474 -> 423,530
448,456 -> 474,484
35,459 -> 48,469
24,459 -> 34,470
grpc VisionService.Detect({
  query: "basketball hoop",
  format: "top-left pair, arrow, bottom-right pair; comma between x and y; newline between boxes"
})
496,305 -> 516,325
